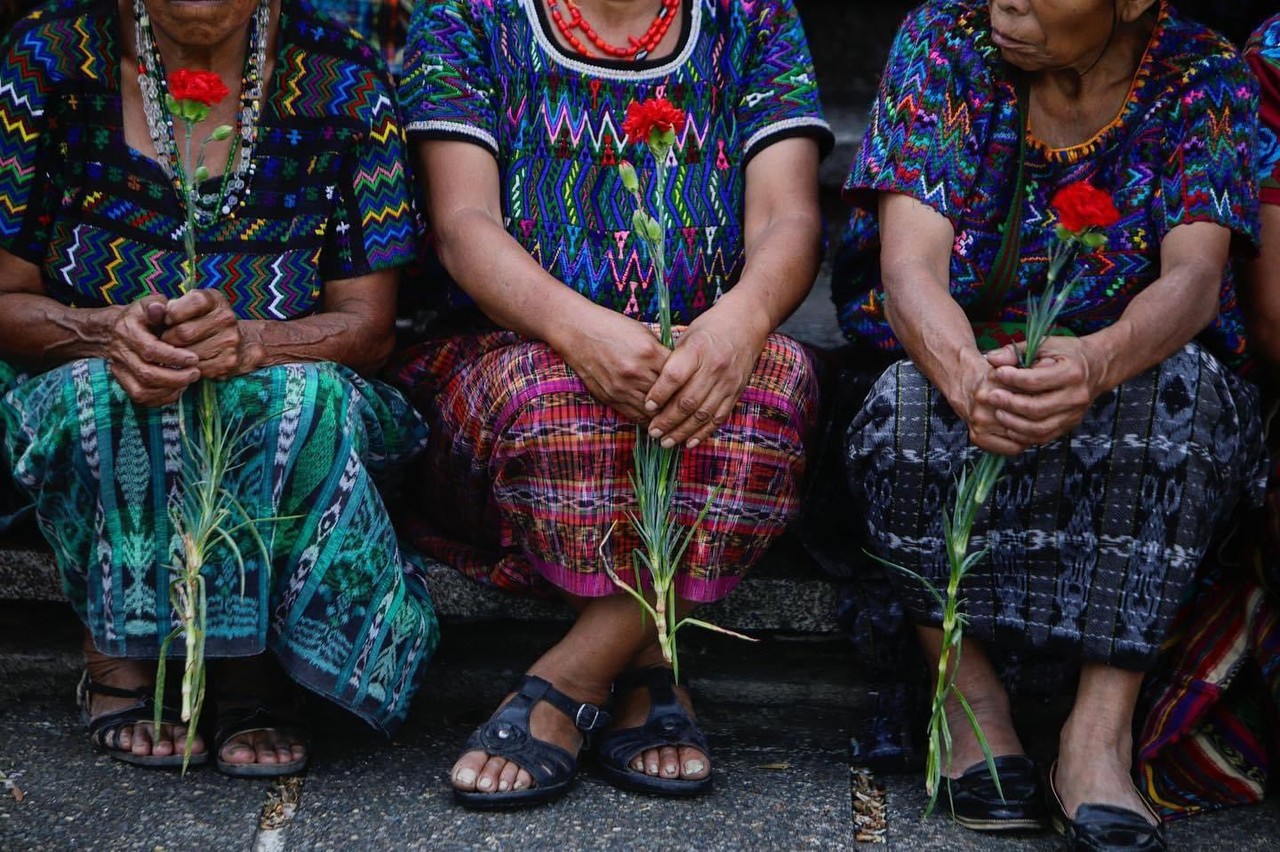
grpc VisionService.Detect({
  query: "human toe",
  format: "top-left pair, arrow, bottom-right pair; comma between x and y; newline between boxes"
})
497,761 -> 520,792
450,750 -> 487,791
659,745 -> 680,777
476,755 -> 507,792
678,746 -> 709,779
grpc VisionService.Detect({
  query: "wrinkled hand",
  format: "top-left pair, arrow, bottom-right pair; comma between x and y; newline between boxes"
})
161,289 -> 253,380
555,305 -> 670,422
942,350 -> 1028,456
644,313 -> 767,449
106,295 -> 201,407
980,337 -> 1102,449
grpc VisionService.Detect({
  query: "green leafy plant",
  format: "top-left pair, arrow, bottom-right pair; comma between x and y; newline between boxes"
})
878,181 -> 1121,815
601,97 -> 754,682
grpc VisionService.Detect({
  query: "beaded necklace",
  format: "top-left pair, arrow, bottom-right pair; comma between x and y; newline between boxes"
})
547,0 -> 680,60
133,0 -> 271,227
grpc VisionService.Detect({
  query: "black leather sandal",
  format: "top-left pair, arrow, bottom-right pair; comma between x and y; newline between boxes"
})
454,674 -> 611,810
77,671 -> 209,768
947,754 -> 1047,832
213,696 -> 311,778
595,667 -> 713,796
1048,760 -> 1168,851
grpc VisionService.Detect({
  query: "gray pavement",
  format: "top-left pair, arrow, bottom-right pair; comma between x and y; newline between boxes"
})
4,601 -> 1280,850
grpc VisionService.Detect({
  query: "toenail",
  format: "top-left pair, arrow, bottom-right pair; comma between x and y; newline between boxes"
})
498,781 -> 509,791
663,766 -> 677,776
478,777 -> 493,790
684,760 -> 705,775
456,769 -> 476,785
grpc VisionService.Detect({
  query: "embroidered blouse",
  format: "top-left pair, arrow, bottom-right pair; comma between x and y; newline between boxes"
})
833,0 -> 1259,372
398,0 -> 833,324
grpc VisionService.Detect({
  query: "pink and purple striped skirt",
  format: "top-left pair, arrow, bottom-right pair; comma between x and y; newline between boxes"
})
389,329 -> 818,602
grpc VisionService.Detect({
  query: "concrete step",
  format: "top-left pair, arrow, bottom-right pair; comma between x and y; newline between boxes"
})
0,533 -> 843,635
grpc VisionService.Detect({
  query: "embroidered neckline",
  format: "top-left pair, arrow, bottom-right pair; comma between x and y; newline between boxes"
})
969,1 -> 1167,165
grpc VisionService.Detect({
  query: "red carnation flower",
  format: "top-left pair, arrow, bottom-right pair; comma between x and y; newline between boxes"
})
622,97 -> 687,146
168,69 -> 230,108
1050,182 -> 1120,234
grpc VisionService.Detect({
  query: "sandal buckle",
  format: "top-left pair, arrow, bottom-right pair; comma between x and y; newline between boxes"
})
574,703 -> 606,732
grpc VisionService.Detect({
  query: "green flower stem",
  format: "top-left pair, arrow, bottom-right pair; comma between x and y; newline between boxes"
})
605,131 -> 753,682
891,228 -> 1100,815
152,107 -> 252,773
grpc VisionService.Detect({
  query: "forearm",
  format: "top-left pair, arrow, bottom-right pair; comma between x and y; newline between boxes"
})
239,312 -> 395,375
706,210 -> 821,342
1245,204 -> 1280,368
1081,260 -> 1221,395
0,293 -> 123,369
435,208 -> 604,350
883,256 -> 987,406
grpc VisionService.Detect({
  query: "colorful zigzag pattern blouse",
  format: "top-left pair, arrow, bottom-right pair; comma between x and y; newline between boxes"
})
399,0 -> 833,324
0,0 -> 415,320
1247,13 -> 1280,205
833,0 -> 1259,372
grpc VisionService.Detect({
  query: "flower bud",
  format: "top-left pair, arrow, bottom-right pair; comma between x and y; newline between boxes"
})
618,161 -> 639,193
193,165 -> 210,183
210,125 -> 234,141
631,209 -> 650,239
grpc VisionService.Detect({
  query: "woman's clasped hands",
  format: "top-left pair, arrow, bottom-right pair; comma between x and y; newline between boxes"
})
553,303 -> 765,449
106,289 -> 254,407
955,337 -> 1105,456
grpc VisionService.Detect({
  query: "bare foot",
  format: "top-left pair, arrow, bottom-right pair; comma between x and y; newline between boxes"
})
1055,719 -> 1156,825
940,685 -> 1025,779
451,670 -> 610,796
609,669 -> 709,781
212,656 -> 308,772
82,639 -> 206,760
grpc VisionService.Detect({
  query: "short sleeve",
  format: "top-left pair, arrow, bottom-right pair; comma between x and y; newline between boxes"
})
1156,54 -> 1259,244
0,23 -> 57,264
736,0 -> 834,164
843,4 -> 988,226
1246,18 -> 1280,205
398,0 -> 498,154
319,74 -> 417,280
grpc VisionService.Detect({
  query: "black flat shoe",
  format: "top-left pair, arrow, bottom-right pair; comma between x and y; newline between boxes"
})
1047,761 -> 1167,851
947,754 -> 1047,832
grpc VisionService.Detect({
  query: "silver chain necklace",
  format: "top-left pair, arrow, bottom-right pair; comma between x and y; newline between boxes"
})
133,0 -> 271,227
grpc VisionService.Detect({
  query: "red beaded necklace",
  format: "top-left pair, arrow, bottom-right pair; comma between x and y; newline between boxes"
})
547,0 -> 681,60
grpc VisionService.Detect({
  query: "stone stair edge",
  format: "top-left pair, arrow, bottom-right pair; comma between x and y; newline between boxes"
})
0,538 -> 842,634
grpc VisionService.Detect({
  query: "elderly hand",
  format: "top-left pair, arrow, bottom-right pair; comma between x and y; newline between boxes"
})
643,309 -> 767,449
940,350 -> 1030,456
161,290 -> 255,380
106,295 -> 201,407
554,303 -> 671,423
981,337 -> 1104,449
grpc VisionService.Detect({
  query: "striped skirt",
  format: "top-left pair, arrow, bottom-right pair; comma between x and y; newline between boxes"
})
0,358 -> 439,734
388,329 -> 818,601
846,342 -> 1267,670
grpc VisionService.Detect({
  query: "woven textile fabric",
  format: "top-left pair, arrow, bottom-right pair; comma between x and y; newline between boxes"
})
398,0 -> 834,323
847,343 -> 1266,670
0,0 -> 416,320
306,0 -> 412,78
388,331 -> 818,601
833,0 -> 1259,373
1248,13 -> 1280,204
1133,13 -> 1280,817
0,0 -> 436,733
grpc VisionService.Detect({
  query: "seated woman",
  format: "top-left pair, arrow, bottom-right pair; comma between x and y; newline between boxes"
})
0,0 -> 438,774
394,0 -> 831,808
835,0 -> 1264,846
1136,9 -> 1280,818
